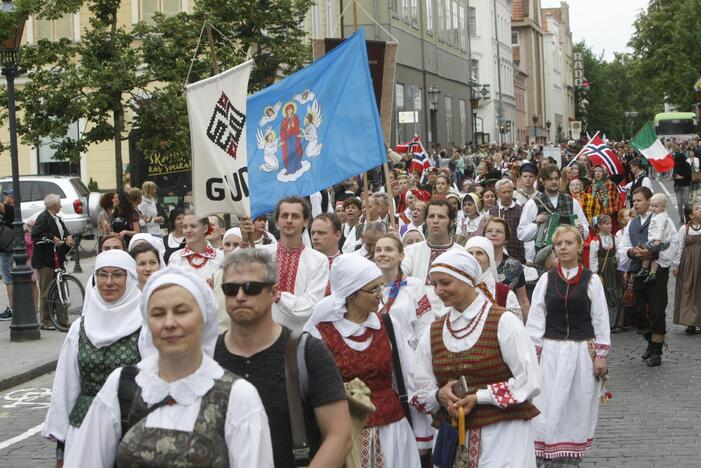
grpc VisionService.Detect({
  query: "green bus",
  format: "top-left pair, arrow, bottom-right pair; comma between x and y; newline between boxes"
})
653,112 -> 698,138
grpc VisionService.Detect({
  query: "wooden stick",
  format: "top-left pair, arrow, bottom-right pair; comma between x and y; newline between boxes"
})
352,0 -> 359,32
383,162 -> 397,230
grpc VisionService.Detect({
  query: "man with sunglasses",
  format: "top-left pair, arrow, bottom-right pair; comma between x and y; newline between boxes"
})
241,196 -> 328,331
214,249 -> 351,468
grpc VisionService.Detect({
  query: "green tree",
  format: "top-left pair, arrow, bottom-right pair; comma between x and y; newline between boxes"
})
629,0 -> 701,111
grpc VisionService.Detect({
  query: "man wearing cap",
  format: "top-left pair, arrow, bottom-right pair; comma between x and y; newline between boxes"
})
411,249 -> 540,467
0,189 -> 15,320
402,199 -> 464,313
514,162 -> 539,206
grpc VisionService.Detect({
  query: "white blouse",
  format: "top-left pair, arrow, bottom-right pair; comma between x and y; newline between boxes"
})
168,242 -> 224,283
412,295 -> 541,414
64,354 -> 273,468
526,266 -> 611,358
381,277 -> 434,350
309,313 -> 434,449
589,233 -> 617,273
673,224 -> 701,268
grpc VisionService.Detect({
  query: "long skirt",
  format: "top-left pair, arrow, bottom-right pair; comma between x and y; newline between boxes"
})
673,236 -> 701,327
361,417 -> 420,468
598,248 -> 623,327
533,340 -> 602,460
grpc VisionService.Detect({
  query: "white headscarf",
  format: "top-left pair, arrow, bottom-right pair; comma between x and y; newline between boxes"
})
223,227 -> 242,240
140,265 -> 220,356
429,249 -> 482,288
464,236 -> 499,300
128,233 -> 166,265
83,250 -> 142,349
304,254 -> 382,331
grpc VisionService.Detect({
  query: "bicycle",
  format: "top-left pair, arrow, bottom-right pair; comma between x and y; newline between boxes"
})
37,238 -> 85,332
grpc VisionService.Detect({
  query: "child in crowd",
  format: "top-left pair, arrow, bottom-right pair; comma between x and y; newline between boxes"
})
634,193 -> 676,283
590,214 -> 622,329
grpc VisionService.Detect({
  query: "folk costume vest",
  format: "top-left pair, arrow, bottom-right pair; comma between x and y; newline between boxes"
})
68,320 -> 141,427
430,306 -> 539,428
543,268 -> 595,341
116,371 -> 238,467
534,192 -> 574,217
317,315 -> 405,427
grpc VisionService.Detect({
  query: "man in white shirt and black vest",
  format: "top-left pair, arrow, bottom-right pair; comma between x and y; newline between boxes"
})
625,158 -> 653,208
618,187 -> 678,367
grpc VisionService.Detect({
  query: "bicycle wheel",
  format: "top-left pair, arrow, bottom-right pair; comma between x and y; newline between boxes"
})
47,274 -> 86,332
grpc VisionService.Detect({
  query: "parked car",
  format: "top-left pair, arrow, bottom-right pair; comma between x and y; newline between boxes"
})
0,176 -> 95,236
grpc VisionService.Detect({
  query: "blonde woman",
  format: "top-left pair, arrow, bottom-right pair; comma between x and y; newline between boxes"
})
526,225 -> 610,466
138,181 -> 164,236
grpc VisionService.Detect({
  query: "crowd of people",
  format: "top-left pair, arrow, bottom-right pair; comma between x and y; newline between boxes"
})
31,135 -> 701,467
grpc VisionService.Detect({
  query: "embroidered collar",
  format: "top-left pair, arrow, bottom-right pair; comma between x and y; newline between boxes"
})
427,239 -> 455,250
181,244 -> 217,259
278,242 -> 305,255
136,354 -> 224,406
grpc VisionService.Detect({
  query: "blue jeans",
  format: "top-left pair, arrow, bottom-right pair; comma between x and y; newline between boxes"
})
0,251 -> 13,285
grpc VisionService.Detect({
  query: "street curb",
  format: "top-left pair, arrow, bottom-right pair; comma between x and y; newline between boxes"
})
0,359 -> 57,392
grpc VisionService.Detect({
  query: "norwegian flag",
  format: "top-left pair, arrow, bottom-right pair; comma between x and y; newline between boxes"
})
571,133 -> 624,177
616,182 -> 627,207
394,136 -> 432,175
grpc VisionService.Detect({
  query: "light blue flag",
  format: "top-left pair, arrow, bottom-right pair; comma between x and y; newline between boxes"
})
246,28 -> 385,216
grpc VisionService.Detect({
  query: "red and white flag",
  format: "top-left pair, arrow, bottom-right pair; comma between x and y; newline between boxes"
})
394,136 -> 432,175
571,133 -> 624,176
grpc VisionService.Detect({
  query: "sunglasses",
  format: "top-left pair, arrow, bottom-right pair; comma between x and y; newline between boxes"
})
221,282 -> 273,297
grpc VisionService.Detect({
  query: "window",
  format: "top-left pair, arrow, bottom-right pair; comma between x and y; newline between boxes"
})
452,0 -> 459,46
468,7 -> 476,37
437,0 -> 445,42
512,31 -> 519,45
140,0 -> 183,23
37,181 -> 66,198
444,0 -> 452,45
326,0 -> 335,37
391,0 -> 399,15
396,83 -> 405,109
311,3 -> 321,37
413,87 -> 423,111
19,182 -> 43,203
471,58 -> 479,82
401,0 -> 409,19
34,15 -> 74,41
459,99 -> 467,144
426,0 -> 434,35
411,0 -> 419,25
445,96 -> 453,144
459,5 -> 466,51
37,122 -> 81,176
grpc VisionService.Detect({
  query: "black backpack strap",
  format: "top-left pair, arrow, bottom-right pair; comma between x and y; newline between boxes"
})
118,366 -> 140,438
382,313 -> 413,428
285,330 -> 311,466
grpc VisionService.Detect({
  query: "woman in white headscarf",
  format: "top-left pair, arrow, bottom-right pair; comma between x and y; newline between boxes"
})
460,193 -> 486,240
43,250 -> 145,465
411,249 -> 541,467
465,236 -> 522,319
64,266 -> 273,468
128,232 -> 166,265
304,254 -> 433,468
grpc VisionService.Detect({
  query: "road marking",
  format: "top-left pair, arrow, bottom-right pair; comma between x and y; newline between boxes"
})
0,423 -> 43,451
3,387 -> 51,409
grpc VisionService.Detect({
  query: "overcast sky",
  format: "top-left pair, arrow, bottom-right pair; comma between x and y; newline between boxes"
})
540,0 -> 650,61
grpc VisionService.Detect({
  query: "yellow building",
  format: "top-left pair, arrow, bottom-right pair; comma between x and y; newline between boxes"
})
1,0 -> 336,190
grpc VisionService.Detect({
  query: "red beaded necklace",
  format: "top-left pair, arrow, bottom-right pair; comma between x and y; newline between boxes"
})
446,301 -> 488,339
554,264 -> 583,299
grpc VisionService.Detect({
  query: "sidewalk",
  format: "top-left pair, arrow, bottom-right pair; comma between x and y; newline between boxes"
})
0,240 -> 97,391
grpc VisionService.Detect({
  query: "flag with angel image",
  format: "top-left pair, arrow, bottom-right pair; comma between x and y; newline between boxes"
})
246,28 -> 385,217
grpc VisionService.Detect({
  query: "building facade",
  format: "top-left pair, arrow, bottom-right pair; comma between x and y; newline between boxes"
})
341,0 -> 474,150
511,0 -> 546,143
543,2 -> 575,142
542,14 -> 563,144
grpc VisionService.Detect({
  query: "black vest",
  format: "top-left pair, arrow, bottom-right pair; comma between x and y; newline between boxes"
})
628,174 -> 648,207
627,215 -> 651,272
544,268 -> 595,340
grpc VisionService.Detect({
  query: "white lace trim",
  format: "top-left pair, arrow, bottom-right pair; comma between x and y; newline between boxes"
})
135,354 -> 224,406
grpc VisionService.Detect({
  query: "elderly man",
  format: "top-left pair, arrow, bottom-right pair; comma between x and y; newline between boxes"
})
32,194 -> 74,330
411,249 -> 540,467
214,249 -> 351,468
489,179 -> 526,263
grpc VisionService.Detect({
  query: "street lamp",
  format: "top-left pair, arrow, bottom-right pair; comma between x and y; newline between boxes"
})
624,111 -> 639,140
531,115 -> 539,143
427,85 -> 440,147
546,120 -> 552,143
1,0 -> 40,341
470,82 -> 480,144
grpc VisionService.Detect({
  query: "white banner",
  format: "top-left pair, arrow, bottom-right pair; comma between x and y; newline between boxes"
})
186,60 -> 253,218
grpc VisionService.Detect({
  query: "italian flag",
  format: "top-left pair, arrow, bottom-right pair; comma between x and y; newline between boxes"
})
631,122 -> 674,172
